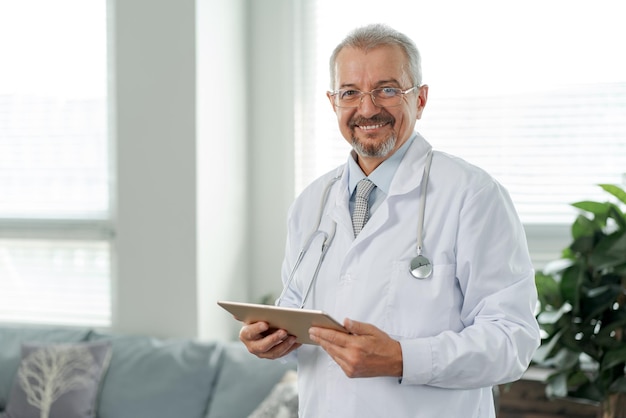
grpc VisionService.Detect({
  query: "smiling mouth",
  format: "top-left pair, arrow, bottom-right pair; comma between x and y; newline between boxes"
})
357,122 -> 388,131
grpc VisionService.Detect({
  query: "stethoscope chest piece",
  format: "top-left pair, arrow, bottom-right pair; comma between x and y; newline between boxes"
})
410,254 -> 432,279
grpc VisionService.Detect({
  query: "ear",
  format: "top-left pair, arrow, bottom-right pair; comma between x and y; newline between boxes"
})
415,85 -> 429,120
326,91 -> 338,113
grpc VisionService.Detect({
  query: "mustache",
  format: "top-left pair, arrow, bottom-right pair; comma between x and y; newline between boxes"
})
349,114 -> 394,129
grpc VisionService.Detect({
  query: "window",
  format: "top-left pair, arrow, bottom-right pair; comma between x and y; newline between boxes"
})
294,0 -> 626,265
0,0 -> 111,326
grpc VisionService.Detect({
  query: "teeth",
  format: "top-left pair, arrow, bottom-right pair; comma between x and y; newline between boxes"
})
359,123 -> 385,130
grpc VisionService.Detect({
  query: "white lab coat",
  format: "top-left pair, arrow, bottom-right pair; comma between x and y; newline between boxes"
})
279,133 -> 540,418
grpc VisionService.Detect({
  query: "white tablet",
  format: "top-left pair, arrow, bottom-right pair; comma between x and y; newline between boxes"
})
217,300 -> 347,345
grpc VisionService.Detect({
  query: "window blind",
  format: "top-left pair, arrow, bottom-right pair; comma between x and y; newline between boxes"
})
294,0 -> 626,227
0,95 -> 109,219
0,0 -> 111,326
420,83 -> 626,224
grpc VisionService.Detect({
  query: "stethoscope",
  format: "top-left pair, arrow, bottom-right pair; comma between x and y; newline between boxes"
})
276,151 -> 434,308
409,150 -> 434,280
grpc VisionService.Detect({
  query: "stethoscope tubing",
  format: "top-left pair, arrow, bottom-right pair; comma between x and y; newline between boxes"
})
276,150 -> 434,307
416,151 -> 433,257
276,174 -> 341,307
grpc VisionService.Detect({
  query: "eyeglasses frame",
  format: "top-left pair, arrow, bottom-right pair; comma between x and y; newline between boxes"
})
328,85 -> 420,108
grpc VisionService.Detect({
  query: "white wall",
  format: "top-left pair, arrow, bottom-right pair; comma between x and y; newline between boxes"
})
113,0 -> 199,338
247,1 -> 296,303
112,0 -> 294,340
199,0 -> 297,339
197,0 -> 251,341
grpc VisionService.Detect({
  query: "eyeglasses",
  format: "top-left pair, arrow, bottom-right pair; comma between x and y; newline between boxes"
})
329,86 -> 419,108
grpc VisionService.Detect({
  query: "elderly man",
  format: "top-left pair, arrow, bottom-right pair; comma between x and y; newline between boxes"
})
239,23 -> 540,418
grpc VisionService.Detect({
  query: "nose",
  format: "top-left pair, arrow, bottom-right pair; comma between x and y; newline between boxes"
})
358,92 -> 380,117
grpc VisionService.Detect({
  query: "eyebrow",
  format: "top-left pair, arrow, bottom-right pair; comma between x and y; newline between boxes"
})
338,79 -> 403,90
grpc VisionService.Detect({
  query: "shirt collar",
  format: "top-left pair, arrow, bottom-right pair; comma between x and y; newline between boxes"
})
348,133 -> 416,195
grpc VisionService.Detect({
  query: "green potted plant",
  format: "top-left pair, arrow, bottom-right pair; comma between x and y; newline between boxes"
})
534,183 -> 626,418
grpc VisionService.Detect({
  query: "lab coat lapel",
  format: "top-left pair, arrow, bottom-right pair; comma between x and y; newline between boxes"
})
328,164 -> 354,239
388,133 -> 433,197
353,134 -> 434,240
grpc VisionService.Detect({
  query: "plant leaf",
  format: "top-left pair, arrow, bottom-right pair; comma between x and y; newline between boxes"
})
614,262 -> 626,275
600,184 -> 626,206
609,376 -> 626,393
606,231 -> 626,257
546,371 -> 569,398
535,272 -> 563,310
571,215 -> 597,242
572,201 -> 611,217
581,284 -> 622,322
560,327 -> 587,354
542,258 -> 574,275
537,309 -> 566,325
600,346 -> 626,371
607,203 -> 626,230
590,231 -> 626,269
570,380 -> 604,403
594,316 -> 626,349
567,369 -> 589,387
560,265 -> 583,313
533,328 -> 565,364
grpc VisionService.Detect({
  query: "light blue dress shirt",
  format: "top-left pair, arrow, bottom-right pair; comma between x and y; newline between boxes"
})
348,133 -> 416,217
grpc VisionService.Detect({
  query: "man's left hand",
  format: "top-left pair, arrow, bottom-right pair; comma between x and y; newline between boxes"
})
309,319 -> 403,378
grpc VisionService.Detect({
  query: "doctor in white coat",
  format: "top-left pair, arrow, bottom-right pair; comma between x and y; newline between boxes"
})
239,24 -> 540,418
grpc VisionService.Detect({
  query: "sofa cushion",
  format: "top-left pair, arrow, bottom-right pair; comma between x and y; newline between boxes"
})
87,332 -> 221,418
3,341 -> 112,418
0,326 -> 91,411
204,342 -> 295,418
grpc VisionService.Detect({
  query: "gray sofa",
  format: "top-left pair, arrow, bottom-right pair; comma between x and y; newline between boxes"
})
0,325 -> 295,418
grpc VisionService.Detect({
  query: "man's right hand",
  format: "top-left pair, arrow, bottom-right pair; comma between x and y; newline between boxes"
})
239,321 -> 301,359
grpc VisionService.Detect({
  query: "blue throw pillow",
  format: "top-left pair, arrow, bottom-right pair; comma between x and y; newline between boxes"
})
3,341 -> 112,418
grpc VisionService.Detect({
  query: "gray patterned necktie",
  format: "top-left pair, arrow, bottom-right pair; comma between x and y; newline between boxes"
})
352,178 -> 376,237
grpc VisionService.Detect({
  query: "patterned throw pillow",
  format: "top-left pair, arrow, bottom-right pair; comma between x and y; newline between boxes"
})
2,341 -> 112,418
248,370 -> 298,418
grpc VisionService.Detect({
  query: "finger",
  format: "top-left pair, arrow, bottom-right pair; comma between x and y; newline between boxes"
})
239,322 -> 269,342
309,326 -> 351,347
310,331 -> 360,377
275,337 -> 302,357
312,320 -> 403,378
259,335 -> 300,359
240,323 -> 293,357
343,318 -> 376,336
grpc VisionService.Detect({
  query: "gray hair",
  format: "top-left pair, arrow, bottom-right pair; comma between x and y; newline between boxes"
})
329,24 -> 422,90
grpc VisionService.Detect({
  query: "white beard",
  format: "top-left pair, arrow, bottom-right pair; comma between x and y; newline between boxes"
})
352,133 -> 397,158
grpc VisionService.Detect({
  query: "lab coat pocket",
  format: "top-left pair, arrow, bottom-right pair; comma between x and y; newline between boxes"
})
384,261 -> 462,338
